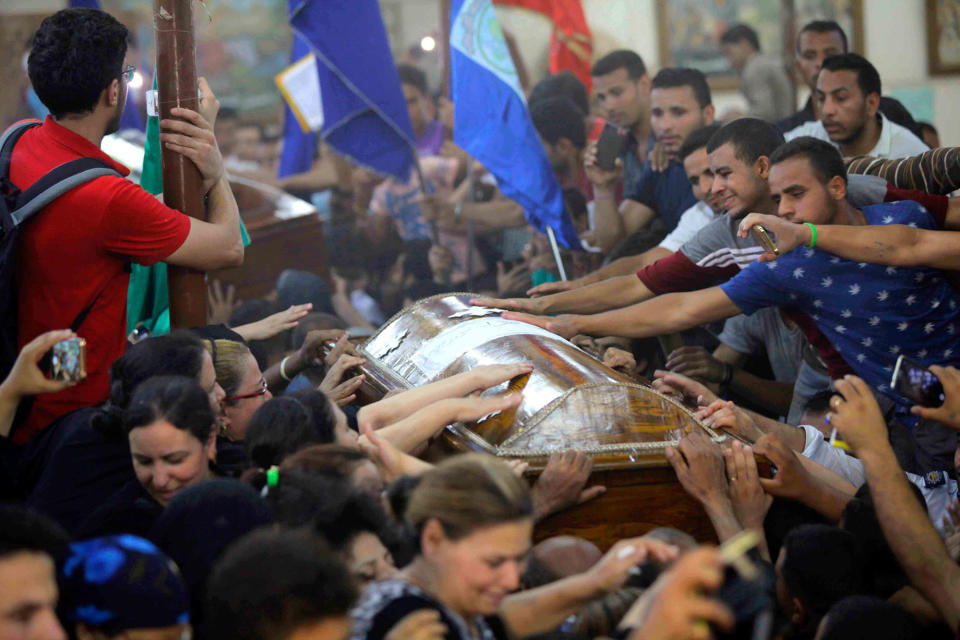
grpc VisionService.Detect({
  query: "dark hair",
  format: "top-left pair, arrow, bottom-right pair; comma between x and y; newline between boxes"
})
204,528 -> 356,640
276,270 -> 335,316
94,333 -> 207,439
800,390 -> 834,419
262,468 -> 352,527
288,389 -> 340,440
821,52 -> 881,97
798,20 -> 848,53
386,474 -> 422,522
562,187 -> 588,224
529,71 -> 589,115
151,480 -> 274,631
401,238 -> 435,283
706,117 -> 785,166
531,97 -> 586,149
396,63 -> 428,95
678,123 -> 723,162
123,375 -> 215,444
245,397 -> 331,469
769,136 -> 847,185
841,483 -> 925,598
817,596 -> 923,640
591,49 -> 647,79
651,67 -> 712,108
720,23 -> 761,51
28,8 -> 128,119
313,489 -> 393,554
0,504 -> 69,561
781,524 -> 864,618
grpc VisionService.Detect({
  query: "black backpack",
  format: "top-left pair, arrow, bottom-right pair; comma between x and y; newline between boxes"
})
0,120 -> 121,379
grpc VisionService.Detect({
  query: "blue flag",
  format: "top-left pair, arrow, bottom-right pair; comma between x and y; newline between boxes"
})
288,0 -> 416,182
450,0 -> 581,249
69,0 -> 101,6
278,34 -> 318,179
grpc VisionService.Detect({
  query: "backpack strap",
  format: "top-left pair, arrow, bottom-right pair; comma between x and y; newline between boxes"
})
9,158 -> 119,227
0,120 -> 42,174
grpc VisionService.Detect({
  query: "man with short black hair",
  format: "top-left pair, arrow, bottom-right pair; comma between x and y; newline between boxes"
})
590,50 -> 652,191
587,68 -> 715,250
720,23 -> 793,121
777,21 -> 923,137
13,8 -> 243,441
786,54 -> 928,158
776,524 -> 864,639
530,97 -> 587,194
0,504 -> 70,640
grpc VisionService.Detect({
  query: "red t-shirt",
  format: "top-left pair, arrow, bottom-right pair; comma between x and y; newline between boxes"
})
11,117 -> 191,443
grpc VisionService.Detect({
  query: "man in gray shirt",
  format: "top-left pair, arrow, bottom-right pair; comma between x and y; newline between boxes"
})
721,23 -> 794,121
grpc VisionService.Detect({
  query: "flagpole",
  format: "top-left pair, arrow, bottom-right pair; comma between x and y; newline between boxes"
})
154,0 -> 206,328
546,227 -> 568,281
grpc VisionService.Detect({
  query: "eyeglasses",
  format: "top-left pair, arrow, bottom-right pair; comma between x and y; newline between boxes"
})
224,378 -> 268,402
121,64 -> 136,83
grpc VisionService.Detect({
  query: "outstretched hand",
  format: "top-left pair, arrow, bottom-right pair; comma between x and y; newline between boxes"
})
501,311 -> 580,340
652,370 -> 719,408
531,450 -> 606,520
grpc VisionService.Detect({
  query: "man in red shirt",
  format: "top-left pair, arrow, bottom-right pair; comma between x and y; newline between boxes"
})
11,8 -> 244,442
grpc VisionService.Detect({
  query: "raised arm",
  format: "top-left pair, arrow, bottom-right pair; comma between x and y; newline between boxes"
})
162,79 -> 243,270
527,248 -> 671,297
831,375 -> 960,632
510,286 -> 741,341
739,213 -> 960,270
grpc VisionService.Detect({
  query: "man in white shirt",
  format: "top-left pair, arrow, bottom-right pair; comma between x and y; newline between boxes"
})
785,53 -> 928,158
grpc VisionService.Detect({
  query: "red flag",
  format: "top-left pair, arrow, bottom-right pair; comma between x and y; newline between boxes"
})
494,0 -> 593,93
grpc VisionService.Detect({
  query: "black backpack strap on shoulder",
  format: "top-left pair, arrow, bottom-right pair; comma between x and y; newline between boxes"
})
9,158 -> 119,227
0,121 -> 42,179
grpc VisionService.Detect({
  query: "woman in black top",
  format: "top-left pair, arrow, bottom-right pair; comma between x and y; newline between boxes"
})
78,375 -> 222,537
351,454 -> 679,640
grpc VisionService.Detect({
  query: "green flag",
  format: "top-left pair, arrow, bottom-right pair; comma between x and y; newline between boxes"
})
126,77 -> 250,335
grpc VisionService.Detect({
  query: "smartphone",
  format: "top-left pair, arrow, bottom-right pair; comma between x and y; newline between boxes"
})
891,354 -> 944,407
48,337 -> 87,382
594,122 -> 628,171
751,225 -> 780,256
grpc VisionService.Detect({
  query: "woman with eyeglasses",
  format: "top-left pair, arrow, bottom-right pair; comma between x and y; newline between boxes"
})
77,375 -> 225,538
205,339 -> 272,442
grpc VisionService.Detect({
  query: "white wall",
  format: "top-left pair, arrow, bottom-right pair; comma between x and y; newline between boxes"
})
862,0 -> 959,145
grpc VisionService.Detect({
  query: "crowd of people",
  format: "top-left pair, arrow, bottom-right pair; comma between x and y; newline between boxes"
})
5,6 -> 960,640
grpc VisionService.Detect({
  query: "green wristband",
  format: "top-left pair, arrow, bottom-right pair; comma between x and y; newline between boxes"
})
804,223 -> 818,249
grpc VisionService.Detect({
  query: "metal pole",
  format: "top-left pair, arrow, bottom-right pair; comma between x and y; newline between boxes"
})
545,226 -> 568,281
155,0 -> 206,328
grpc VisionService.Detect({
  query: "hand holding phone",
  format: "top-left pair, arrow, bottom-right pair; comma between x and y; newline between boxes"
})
750,225 -> 780,257
594,122 -> 628,171
1,330 -> 81,400
892,355 -> 944,407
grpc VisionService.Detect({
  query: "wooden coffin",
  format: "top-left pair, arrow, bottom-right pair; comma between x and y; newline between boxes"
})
356,293 -> 725,548
211,175 -> 327,301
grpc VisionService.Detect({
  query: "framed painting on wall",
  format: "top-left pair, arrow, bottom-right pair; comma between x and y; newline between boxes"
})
656,0 -> 863,89
927,0 -> 960,75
